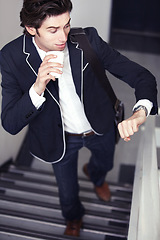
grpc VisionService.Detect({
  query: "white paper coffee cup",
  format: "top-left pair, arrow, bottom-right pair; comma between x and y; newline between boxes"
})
46,51 -> 64,78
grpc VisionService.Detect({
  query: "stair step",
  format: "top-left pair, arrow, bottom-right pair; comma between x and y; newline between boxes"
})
0,179 -> 131,214
0,163 -> 130,239
0,172 -> 132,202
0,225 -> 88,240
0,225 -> 126,240
0,209 -> 128,239
8,164 -> 133,193
0,194 -> 129,225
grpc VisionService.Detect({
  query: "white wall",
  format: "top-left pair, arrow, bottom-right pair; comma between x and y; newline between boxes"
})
71,0 -> 112,42
0,0 -> 112,166
0,0 -> 27,166
0,0 -> 23,48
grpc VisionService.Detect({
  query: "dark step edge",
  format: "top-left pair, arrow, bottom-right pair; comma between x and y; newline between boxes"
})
8,164 -> 133,191
0,159 -> 13,173
0,181 -> 131,211
0,210 -> 128,237
0,174 -> 132,200
0,224 -> 83,240
0,195 -> 129,223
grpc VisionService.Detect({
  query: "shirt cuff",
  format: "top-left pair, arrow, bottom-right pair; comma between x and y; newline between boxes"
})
29,84 -> 46,109
132,99 -> 153,117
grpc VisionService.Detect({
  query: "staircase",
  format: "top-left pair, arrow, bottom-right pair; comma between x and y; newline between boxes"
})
0,162 -> 132,240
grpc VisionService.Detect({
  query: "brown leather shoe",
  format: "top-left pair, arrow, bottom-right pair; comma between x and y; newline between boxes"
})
64,218 -> 82,237
95,182 -> 111,201
83,163 -> 111,201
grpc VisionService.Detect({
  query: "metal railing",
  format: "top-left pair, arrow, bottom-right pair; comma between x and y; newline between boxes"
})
128,115 -> 160,240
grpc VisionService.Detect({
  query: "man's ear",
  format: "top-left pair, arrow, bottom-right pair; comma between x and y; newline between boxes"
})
25,26 -> 36,36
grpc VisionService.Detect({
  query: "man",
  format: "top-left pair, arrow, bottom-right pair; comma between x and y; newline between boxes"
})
0,0 -> 158,237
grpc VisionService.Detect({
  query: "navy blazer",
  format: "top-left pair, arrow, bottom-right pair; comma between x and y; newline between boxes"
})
0,27 -> 158,163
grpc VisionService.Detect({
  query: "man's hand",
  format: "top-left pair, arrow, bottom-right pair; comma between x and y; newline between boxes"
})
118,109 -> 147,142
33,54 -> 63,95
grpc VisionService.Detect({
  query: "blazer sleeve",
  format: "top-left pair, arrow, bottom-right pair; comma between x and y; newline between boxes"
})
84,27 -> 158,115
0,50 -> 43,135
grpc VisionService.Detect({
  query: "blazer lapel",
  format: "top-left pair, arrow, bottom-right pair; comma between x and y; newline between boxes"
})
23,35 -> 41,76
67,40 -> 82,98
23,35 -> 59,101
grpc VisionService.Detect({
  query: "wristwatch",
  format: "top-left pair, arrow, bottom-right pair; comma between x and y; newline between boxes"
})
133,105 -> 148,116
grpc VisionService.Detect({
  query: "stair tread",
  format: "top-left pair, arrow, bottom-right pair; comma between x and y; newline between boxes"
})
0,172 -> 132,201
0,194 -> 130,222
0,209 -> 128,237
8,164 -> 133,191
0,163 -> 130,239
0,224 -> 126,240
0,224 -> 86,240
0,179 -> 131,211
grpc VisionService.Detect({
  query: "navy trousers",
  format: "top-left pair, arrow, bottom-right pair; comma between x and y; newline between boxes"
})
52,124 -> 115,221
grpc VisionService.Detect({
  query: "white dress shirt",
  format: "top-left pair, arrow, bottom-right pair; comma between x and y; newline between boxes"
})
29,37 -> 153,134
30,38 -> 92,133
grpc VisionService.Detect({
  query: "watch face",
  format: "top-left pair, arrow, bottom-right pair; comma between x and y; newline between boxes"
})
134,105 -> 148,116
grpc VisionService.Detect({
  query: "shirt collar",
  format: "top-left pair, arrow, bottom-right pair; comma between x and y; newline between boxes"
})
32,37 -> 46,61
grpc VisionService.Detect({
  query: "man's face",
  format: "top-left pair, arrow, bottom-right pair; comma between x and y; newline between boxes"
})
26,12 -> 71,52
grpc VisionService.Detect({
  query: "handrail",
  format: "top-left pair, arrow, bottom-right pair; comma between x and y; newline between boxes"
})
128,115 -> 160,240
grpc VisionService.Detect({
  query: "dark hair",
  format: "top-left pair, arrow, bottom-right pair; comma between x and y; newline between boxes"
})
20,0 -> 73,35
